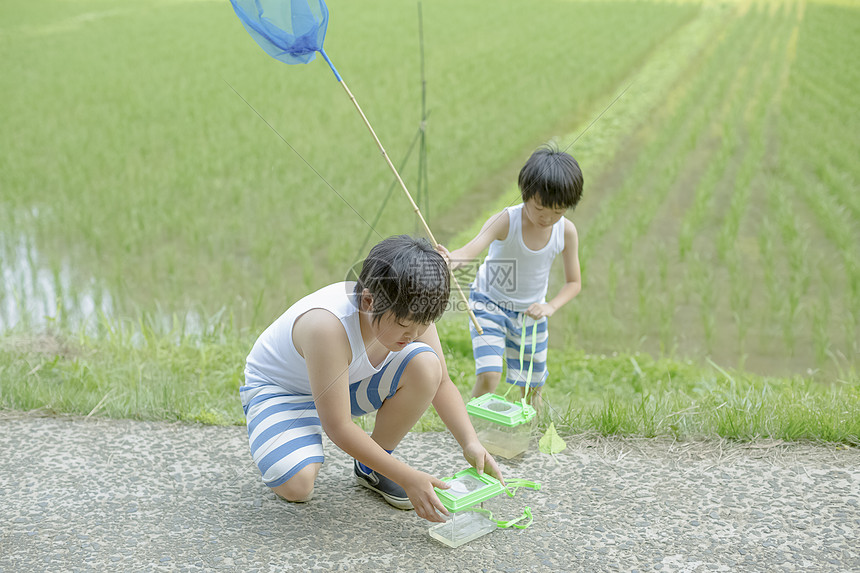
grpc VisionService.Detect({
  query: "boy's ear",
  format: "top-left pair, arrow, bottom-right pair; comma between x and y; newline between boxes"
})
360,289 -> 374,313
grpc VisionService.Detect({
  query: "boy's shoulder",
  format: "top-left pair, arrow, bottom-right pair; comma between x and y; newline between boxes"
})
487,206 -> 512,222
478,208 -> 511,240
561,216 -> 579,249
292,307 -> 349,351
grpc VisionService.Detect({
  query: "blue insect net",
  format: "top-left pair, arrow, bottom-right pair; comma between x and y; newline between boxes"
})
229,0 -> 482,333
230,0 -> 336,73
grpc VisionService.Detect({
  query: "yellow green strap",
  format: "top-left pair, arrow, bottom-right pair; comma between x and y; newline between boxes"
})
503,478 -> 542,497
519,316 -> 538,391
462,507 -> 534,530
457,479 -> 540,529
503,315 -> 539,400
496,507 -> 533,529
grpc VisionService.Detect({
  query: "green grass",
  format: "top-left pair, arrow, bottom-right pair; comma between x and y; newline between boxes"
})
0,312 -> 247,425
1,313 -> 857,446
1,0 -> 859,443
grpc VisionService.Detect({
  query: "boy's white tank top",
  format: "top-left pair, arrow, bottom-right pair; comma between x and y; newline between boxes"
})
244,282 -> 388,394
473,203 -> 565,312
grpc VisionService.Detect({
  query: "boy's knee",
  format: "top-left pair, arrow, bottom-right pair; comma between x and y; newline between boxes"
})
404,351 -> 443,391
271,463 -> 320,502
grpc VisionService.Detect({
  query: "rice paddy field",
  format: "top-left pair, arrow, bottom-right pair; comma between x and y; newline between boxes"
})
1,0 -> 858,440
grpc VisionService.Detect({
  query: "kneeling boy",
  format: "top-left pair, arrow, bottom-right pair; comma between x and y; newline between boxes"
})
241,235 -> 504,522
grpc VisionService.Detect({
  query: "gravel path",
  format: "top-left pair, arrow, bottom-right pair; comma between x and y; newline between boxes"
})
1,415 -> 858,572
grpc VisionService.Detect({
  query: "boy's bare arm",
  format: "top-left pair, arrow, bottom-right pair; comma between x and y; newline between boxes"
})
417,324 -> 505,483
296,310 -> 451,522
526,219 -> 582,319
444,210 -> 509,271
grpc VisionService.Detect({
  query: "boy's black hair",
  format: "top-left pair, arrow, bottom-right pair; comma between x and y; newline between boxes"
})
518,143 -> 584,210
354,235 -> 450,324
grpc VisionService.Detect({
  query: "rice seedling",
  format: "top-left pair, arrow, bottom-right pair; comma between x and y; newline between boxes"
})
1,0 -> 858,440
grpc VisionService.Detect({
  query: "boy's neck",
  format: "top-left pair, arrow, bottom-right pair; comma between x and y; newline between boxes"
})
520,207 -> 555,251
358,311 -> 390,367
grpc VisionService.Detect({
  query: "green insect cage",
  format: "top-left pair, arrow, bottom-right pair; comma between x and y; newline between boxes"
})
428,468 -> 540,548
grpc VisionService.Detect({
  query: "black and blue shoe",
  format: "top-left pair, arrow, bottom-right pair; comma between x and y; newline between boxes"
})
354,459 -> 413,510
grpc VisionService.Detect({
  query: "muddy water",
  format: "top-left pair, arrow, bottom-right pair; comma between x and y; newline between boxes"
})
0,234 -> 113,332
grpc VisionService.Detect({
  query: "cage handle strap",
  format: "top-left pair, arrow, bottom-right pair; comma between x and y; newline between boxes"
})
496,506 -> 533,529
462,507 -> 535,530
503,478 -> 542,497
502,315 -> 538,401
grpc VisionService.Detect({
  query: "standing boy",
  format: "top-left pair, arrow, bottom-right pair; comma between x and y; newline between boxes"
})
442,144 -> 583,407
241,235 -> 503,523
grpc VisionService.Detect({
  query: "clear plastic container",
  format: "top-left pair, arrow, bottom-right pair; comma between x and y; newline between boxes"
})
429,469 -> 505,547
428,510 -> 497,548
429,468 -> 542,547
467,393 -> 536,459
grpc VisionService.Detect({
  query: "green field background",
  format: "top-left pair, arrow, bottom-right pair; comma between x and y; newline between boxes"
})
1,0 -> 858,381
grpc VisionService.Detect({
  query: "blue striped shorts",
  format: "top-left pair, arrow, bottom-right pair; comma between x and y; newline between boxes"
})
469,290 -> 548,388
240,342 -> 435,488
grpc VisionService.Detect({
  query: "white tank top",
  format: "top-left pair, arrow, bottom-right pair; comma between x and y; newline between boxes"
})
244,282 -> 389,394
473,203 -> 565,312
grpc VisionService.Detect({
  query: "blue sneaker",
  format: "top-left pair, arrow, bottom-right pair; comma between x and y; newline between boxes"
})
354,459 -> 413,510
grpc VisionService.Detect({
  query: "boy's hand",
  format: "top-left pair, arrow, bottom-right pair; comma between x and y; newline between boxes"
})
402,469 -> 451,523
525,302 -> 555,320
434,244 -> 452,267
462,441 -> 505,485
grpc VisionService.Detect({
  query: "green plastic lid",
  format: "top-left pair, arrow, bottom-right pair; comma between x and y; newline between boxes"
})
466,393 -> 536,427
434,468 -> 507,512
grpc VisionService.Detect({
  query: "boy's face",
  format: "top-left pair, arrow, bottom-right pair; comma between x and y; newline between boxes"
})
523,197 -> 566,228
374,311 -> 430,352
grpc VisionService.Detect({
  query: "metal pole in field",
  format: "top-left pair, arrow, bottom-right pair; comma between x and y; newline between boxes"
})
417,1 -> 430,225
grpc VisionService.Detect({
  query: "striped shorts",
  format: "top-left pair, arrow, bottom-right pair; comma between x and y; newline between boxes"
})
469,290 -> 548,388
240,342 -> 435,488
